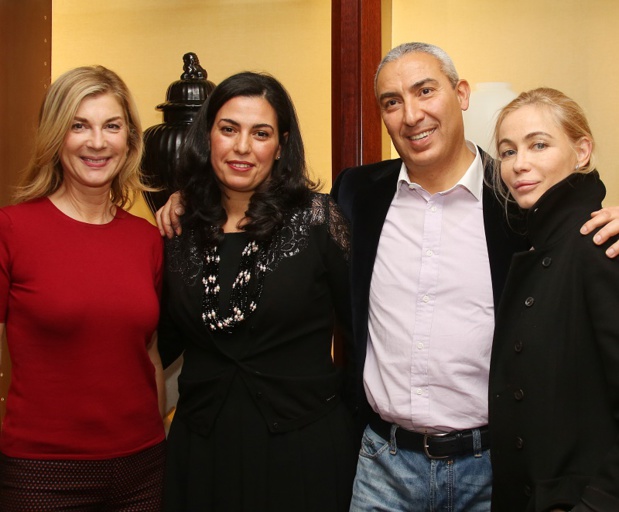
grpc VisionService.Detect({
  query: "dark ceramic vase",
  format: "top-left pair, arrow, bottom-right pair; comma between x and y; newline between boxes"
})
142,52 -> 216,213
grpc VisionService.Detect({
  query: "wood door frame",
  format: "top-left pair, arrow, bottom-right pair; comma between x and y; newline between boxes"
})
331,0 -> 383,180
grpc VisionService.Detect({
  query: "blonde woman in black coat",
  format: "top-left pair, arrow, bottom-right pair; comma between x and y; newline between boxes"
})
489,87 -> 619,512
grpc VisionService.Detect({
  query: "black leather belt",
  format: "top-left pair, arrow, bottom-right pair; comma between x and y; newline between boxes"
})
369,415 -> 489,459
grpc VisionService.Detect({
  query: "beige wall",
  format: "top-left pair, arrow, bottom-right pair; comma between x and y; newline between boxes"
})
390,0 -> 619,206
52,0 -> 332,220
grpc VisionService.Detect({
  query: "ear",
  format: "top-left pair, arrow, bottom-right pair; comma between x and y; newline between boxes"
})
277,132 -> 289,159
456,79 -> 471,112
575,136 -> 592,169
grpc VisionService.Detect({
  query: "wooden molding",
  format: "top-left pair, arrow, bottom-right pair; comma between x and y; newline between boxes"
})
331,0 -> 382,179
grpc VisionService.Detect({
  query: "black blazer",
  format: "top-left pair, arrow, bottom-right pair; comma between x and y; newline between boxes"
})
331,150 -> 528,426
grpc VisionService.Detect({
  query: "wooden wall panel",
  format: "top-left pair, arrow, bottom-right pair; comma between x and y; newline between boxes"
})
0,0 -> 52,428
331,0 -> 382,178
0,0 -> 51,207
331,0 -> 382,365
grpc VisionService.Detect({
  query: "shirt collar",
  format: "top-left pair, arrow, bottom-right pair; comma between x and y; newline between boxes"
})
396,141 -> 484,201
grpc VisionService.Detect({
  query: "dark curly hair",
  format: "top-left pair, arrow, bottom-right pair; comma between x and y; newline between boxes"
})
176,71 -> 317,247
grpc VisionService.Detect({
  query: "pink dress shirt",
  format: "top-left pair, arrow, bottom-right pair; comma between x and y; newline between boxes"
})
365,143 -> 494,433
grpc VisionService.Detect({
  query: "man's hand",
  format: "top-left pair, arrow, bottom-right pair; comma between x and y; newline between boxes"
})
155,191 -> 184,238
580,207 -> 619,258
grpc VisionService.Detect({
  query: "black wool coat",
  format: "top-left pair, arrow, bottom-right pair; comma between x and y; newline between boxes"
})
490,171 -> 619,512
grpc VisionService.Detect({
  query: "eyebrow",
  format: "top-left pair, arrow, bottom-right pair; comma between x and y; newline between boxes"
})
217,118 -> 274,130
73,115 -> 124,123
378,78 -> 440,103
498,131 -> 554,146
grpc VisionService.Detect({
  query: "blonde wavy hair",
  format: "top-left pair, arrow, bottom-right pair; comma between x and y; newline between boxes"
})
492,87 -> 596,202
14,65 -> 148,208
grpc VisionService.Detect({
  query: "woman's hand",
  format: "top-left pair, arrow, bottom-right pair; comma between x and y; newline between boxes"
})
580,206 -> 619,258
155,192 -> 184,238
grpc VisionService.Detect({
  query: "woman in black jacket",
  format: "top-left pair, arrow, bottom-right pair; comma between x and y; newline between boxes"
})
158,71 -> 357,512
489,87 -> 619,512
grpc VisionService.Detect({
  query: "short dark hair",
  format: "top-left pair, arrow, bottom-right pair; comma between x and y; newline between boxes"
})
177,71 -> 316,246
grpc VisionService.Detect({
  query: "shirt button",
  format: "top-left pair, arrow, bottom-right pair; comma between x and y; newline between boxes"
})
542,257 -> 552,267
514,389 -> 525,401
515,436 -> 524,449
514,340 -> 523,353
417,342 -> 424,350
416,388 -> 423,395
426,249 -> 434,257
422,295 -> 430,303
524,297 -> 535,307
430,206 -> 437,212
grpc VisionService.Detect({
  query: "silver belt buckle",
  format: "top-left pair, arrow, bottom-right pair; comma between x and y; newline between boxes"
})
423,432 -> 450,460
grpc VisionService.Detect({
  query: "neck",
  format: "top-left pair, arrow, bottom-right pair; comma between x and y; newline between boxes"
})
406,142 -> 475,194
49,184 -> 116,224
221,193 -> 251,233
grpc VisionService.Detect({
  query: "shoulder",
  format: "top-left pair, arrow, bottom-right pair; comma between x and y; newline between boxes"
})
335,159 -> 401,185
307,193 -> 350,254
0,198 -> 49,228
332,159 -> 402,205
115,209 -> 163,249
307,193 -> 347,225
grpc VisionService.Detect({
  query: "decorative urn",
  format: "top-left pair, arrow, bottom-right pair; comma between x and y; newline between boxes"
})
142,52 -> 216,212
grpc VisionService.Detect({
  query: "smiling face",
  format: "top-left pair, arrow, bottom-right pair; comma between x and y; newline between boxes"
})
209,95 -> 282,201
498,104 -> 591,209
58,93 -> 129,194
376,52 -> 470,183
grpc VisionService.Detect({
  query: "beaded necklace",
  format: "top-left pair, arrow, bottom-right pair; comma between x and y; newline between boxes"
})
201,240 -> 267,331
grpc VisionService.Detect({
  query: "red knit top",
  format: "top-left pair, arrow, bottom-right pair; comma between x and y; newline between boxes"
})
0,198 -> 165,459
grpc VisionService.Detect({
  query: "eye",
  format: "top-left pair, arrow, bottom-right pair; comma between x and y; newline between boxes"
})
220,126 -> 236,135
532,142 -> 547,150
105,123 -> 122,131
381,98 -> 400,111
420,87 -> 433,96
254,130 -> 271,140
71,122 -> 85,131
499,149 -> 516,160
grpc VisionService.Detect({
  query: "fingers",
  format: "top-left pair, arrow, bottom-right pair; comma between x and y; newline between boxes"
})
154,192 -> 185,238
156,201 -> 177,239
580,208 -> 619,258
170,205 -> 184,236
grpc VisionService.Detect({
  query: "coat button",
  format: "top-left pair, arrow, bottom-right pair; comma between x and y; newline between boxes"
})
515,436 -> 524,449
514,340 -> 523,353
542,257 -> 552,267
273,422 -> 280,431
524,484 -> 532,497
514,389 -> 525,401
256,391 -> 263,399
524,297 -> 535,307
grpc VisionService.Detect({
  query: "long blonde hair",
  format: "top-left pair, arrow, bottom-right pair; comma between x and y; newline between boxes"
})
14,65 -> 147,208
492,87 -> 596,201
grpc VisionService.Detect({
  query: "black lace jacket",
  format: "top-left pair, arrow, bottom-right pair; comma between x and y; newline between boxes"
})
159,193 -> 356,435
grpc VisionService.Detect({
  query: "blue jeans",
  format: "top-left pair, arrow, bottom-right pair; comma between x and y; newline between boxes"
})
349,424 -> 492,512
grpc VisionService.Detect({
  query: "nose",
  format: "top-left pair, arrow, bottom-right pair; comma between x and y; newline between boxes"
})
87,128 -> 106,149
402,100 -> 423,126
234,133 -> 251,154
512,150 -> 530,174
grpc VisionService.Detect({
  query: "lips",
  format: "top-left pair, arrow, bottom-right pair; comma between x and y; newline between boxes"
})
227,161 -> 254,171
81,156 -> 110,167
407,128 -> 436,141
513,180 -> 539,191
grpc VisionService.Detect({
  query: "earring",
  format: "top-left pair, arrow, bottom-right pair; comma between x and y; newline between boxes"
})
276,156 -> 280,160
575,163 -> 580,171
